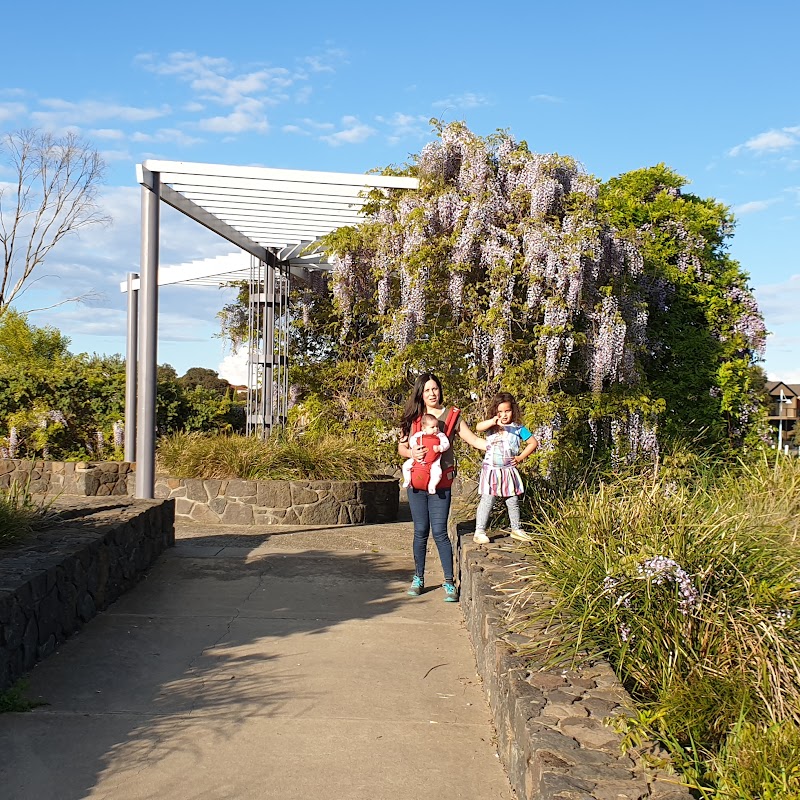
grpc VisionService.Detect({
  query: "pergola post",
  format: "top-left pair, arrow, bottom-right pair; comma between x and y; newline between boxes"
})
124,272 -> 138,462
135,176 -> 160,499
263,259 -> 275,432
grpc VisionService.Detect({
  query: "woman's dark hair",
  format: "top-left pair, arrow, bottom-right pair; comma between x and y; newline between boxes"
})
487,391 -> 520,424
400,373 -> 443,437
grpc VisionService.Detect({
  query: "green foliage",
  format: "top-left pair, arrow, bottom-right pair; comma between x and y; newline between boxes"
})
509,454 -> 800,796
0,479 -> 57,548
156,430 -> 384,481
214,123 -> 767,472
0,680 -> 46,713
178,367 -> 231,395
598,165 -> 767,450
216,281 -> 250,351
707,720 -> 800,799
0,311 -> 245,459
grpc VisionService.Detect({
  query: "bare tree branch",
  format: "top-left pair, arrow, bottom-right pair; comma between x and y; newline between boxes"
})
0,129 -> 111,317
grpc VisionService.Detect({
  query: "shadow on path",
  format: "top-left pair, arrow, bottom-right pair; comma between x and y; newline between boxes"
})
0,546 -> 421,799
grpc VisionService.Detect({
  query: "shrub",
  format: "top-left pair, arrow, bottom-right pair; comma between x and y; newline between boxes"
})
156,430 -> 386,481
0,480 -> 56,548
507,454 -> 800,797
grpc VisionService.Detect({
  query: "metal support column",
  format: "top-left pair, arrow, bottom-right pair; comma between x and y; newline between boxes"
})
262,259 -> 275,433
135,176 -> 160,498
124,272 -> 139,462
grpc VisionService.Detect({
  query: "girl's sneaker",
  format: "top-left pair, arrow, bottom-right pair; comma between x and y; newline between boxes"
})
407,575 -> 424,596
511,529 -> 533,542
442,581 -> 458,602
473,531 -> 490,544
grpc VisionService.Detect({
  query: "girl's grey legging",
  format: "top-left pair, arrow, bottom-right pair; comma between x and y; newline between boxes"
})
475,493 -> 522,532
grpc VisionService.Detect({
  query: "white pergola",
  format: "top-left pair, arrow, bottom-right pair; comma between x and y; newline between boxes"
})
127,159 -> 418,498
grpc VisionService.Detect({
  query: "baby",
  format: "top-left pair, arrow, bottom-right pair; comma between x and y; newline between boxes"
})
401,413 -> 451,494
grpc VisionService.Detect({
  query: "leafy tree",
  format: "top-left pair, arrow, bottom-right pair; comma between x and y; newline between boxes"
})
0,313 -> 244,459
0,129 -> 110,316
178,366 -> 231,395
598,165 -> 767,447
157,363 -> 179,382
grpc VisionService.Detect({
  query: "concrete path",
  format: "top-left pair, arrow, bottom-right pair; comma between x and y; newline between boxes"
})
0,508 -> 514,800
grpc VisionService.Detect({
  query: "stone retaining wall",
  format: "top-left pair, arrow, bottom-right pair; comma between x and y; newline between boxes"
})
0,460 -> 399,527
155,476 -> 399,526
454,525 -> 693,800
0,459 -> 133,497
0,499 -> 175,691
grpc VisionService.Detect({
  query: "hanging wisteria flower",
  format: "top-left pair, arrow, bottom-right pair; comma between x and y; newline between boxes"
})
313,120 -> 766,467
775,608 -> 792,628
113,420 -> 124,449
637,555 -> 700,615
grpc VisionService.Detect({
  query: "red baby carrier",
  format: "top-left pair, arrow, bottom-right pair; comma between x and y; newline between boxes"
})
409,407 -> 460,491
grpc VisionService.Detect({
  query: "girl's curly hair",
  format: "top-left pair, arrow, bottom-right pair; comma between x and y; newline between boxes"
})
487,391 -> 520,423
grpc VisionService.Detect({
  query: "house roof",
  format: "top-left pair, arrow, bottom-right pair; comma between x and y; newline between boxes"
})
766,381 -> 800,398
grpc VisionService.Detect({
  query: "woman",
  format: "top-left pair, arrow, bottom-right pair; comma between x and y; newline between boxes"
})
397,373 -> 484,601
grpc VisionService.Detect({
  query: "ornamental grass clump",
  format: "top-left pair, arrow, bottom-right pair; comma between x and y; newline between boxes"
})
156,431 -> 383,481
509,455 -> 800,798
0,479 -> 54,548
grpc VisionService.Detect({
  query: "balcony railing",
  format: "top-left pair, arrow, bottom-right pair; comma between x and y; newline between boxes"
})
769,404 -> 798,420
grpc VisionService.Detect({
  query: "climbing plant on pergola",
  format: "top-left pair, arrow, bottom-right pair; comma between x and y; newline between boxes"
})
287,122 -> 767,467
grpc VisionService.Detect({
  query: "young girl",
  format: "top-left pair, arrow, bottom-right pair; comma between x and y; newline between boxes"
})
473,392 -> 539,544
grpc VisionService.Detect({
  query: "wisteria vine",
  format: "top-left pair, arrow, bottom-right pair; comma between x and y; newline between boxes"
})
312,122 -> 766,463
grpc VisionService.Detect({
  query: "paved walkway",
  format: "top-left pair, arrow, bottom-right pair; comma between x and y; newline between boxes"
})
0,507 -> 514,799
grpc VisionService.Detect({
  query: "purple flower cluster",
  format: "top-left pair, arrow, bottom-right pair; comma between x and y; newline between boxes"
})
637,555 -> 699,615
319,122 -> 766,465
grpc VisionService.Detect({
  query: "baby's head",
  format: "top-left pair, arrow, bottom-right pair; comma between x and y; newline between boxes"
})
420,413 -> 439,435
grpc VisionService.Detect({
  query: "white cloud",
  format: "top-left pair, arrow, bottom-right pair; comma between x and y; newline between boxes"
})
754,274 -> 800,326
0,102 -> 27,123
729,127 -> 800,156
299,117 -> 335,131
767,368 -> 800,383
199,104 -> 269,134
218,348 -> 249,385
319,116 -> 376,146
130,128 -> 203,147
99,148 -> 133,163
31,98 -> 170,128
294,86 -> 313,104
136,51 -> 301,110
376,112 -> 430,144
90,128 -> 126,140
282,124 -> 310,136
432,92 -> 489,110
732,198 -> 781,215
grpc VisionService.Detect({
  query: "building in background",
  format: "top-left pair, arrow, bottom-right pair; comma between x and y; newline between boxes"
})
765,381 -> 799,451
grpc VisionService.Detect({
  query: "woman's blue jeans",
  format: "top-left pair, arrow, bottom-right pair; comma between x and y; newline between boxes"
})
407,486 -> 453,582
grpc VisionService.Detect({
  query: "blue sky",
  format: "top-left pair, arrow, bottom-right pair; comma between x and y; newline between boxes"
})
2,0 -> 799,383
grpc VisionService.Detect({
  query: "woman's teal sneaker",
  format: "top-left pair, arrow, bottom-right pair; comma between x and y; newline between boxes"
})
407,575 -> 424,596
442,581 -> 458,602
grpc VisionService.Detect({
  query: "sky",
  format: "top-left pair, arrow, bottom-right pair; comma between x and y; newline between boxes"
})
1,0 -> 799,385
